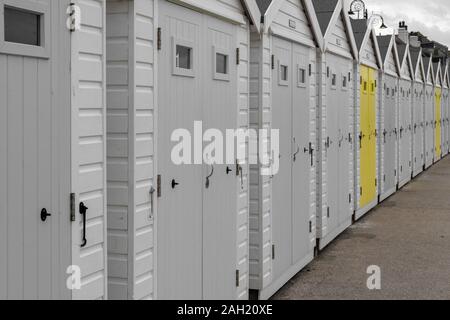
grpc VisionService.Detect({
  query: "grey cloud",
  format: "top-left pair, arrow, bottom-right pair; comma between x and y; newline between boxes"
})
345,0 -> 450,46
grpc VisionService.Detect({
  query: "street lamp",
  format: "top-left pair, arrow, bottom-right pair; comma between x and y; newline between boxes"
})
370,13 -> 388,29
348,0 -> 368,19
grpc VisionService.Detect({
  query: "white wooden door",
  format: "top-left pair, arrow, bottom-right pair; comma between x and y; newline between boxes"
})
325,54 -> 339,233
202,15 -> 237,299
292,43 -> 312,264
157,1 -> 239,299
272,37 -> 313,277
157,1 -> 203,299
272,36 -> 293,279
413,83 -> 424,172
382,76 -> 397,192
399,80 -> 411,183
337,59 -> 352,224
0,0 -> 71,299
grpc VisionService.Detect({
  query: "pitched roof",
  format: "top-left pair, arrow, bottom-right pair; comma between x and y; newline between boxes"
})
312,0 -> 339,35
256,0 -> 272,15
410,46 -> 421,72
350,19 -> 368,50
377,35 -> 392,62
433,62 -> 440,81
423,55 -> 431,78
396,36 -> 407,64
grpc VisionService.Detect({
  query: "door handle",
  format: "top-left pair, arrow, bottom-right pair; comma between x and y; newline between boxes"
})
205,165 -> 214,189
40,208 -> 51,222
309,143 -> 314,167
79,202 -> 88,248
293,145 -> 300,162
226,166 -> 232,175
171,179 -> 179,189
359,132 -> 364,149
149,187 -> 155,219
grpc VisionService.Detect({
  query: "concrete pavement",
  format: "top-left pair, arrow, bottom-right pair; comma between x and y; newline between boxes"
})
272,156 -> 450,300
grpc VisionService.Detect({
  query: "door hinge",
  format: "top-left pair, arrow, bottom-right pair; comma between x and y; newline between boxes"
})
375,178 -> 377,187
309,221 -> 312,233
384,174 -> 386,182
236,270 -> 240,287
157,27 -> 162,50
157,174 -> 162,198
360,187 -> 363,196
70,193 -> 76,222
271,54 -> 275,70
272,244 -> 275,260
67,3 -> 80,32
236,48 -> 240,65
395,169 -> 397,176
349,193 -> 352,203
309,64 -> 312,76
327,207 -> 330,218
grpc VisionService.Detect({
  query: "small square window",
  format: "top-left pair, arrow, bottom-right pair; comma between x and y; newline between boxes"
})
176,45 -> 192,70
280,65 -> 288,81
216,53 -> 228,75
332,74 -> 337,86
4,6 -> 41,46
342,75 -> 347,88
298,68 -> 306,85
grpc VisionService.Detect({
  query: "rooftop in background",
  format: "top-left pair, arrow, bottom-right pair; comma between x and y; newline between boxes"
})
350,18 -> 368,51
376,35 -> 392,63
255,0 -> 272,16
312,0 -> 339,35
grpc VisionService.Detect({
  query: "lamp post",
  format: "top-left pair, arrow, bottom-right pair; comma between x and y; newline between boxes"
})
370,13 -> 388,29
348,0 -> 368,19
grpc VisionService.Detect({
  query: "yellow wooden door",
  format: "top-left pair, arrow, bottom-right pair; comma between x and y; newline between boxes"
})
368,68 -> 377,201
435,88 -> 442,158
360,66 -> 377,208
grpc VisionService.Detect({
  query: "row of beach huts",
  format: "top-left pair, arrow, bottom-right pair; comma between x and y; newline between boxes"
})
0,0 -> 448,300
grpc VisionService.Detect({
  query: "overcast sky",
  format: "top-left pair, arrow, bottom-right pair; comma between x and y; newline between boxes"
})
344,0 -> 450,46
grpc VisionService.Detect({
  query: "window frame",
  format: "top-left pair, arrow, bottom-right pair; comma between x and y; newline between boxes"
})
278,58 -> 289,87
341,72 -> 348,91
331,70 -> 337,90
0,0 -> 49,58
297,64 -> 306,88
172,37 -> 196,78
212,46 -> 230,82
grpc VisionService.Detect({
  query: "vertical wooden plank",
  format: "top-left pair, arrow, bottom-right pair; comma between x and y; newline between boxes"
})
58,0 -> 73,300
0,54 -> 7,300
7,55 -> 24,299
23,57 -> 39,299
38,58 -> 52,299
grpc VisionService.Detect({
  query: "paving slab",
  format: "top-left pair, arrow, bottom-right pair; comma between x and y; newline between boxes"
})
272,156 -> 450,300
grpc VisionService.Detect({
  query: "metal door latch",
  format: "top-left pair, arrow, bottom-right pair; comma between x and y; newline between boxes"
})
149,187 -> 155,219
79,202 -> 88,248
40,208 -> 51,222
293,139 -> 300,162
309,143 -> 314,166
236,160 -> 244,190
171,179 -> 179,189
205,165 -> 214,189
